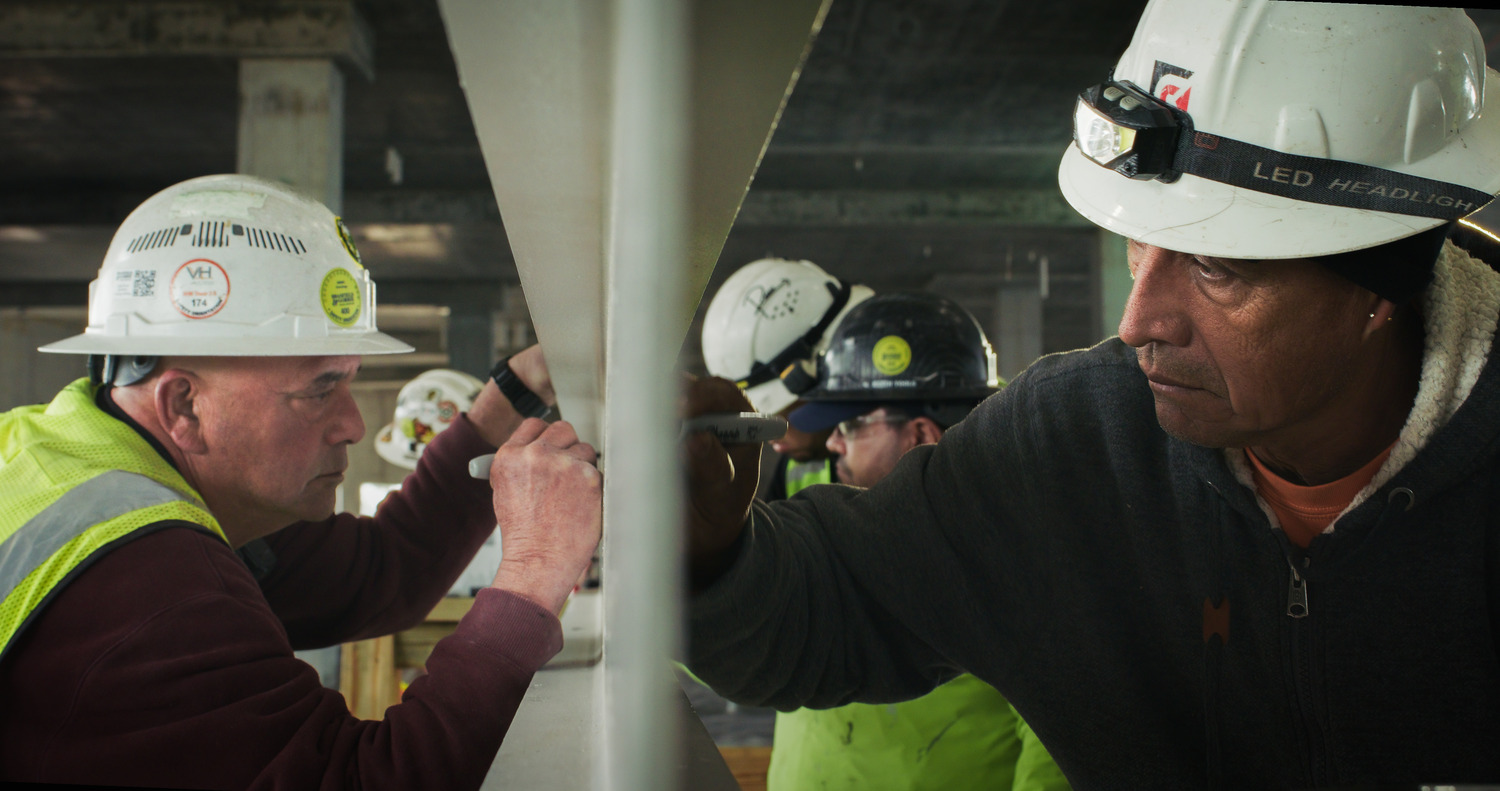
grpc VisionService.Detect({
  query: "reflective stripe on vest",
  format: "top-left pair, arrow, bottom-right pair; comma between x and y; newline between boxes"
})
784,458 -> 833,498
1,470 -> 194,600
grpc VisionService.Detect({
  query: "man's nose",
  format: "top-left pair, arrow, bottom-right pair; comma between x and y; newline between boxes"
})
329,385 -> 366,445
1117,243 -> 1190,349
826,428 -> 846,455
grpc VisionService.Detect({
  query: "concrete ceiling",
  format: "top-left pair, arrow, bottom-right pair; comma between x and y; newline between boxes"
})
0,0 -> 1148,284
5,1 -> 1500,356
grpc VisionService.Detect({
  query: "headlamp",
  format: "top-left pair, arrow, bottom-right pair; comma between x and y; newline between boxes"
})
1073,80 -> 1184,182
1069,78 -> 1493,220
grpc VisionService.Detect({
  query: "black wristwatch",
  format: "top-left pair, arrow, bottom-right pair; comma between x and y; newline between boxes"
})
490,355 -> 551,419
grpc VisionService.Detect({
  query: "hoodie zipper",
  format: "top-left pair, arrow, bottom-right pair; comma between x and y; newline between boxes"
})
1284,551 -> 1327,785
1286,555 -> 1309,618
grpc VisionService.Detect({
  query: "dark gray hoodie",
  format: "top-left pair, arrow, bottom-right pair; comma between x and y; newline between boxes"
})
687,243 -> 1500,789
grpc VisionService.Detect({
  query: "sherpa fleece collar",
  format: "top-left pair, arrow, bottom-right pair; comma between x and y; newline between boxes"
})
1223,240 -> 1500,532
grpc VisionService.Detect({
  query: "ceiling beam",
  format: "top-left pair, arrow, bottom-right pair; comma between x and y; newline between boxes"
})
0,1 -> 375,80
0,186 -> 1089,227
738,188 -> 1090,227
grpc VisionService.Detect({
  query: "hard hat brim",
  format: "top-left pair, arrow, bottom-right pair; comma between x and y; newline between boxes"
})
38,330 -> 414,356
788,400 -> 886,433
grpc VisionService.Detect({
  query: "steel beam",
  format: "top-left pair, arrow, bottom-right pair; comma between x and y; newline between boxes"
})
0,1 -> 375,80
739,188 -> 1091,227
0,187 -> 1086,227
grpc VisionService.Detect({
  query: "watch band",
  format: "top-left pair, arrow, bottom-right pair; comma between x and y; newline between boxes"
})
490,355 -> 551,419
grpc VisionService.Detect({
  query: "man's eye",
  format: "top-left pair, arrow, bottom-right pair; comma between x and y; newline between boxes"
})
1193,257 -> 1228,279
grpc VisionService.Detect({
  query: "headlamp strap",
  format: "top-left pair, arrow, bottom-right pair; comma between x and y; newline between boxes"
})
1174,129 -> 1492,220
737,280 -> 853,390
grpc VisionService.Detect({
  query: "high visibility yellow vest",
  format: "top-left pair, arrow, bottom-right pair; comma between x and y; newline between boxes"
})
767,674 -> 1071,791
783,458 -> 833,498
0,379 -> 227,662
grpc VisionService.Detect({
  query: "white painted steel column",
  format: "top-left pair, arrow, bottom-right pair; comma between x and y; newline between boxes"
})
602,0 -> 689,786
439,1 -> 830,786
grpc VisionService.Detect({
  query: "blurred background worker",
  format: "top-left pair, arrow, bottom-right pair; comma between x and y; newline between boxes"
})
768,292 -> 1068,791
701,257 -> 873,500
374,368 -> 503,597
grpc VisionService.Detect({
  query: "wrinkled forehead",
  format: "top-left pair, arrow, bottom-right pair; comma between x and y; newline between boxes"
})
170,354 -> 361,388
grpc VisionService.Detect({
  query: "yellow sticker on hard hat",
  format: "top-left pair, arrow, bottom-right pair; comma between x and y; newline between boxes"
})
321,268 -> 363,327
872,335 -> 911,376
335,217 -> 362,267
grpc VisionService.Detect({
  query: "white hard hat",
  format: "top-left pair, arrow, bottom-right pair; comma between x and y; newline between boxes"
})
40,174 -> 413,356
1059,0 -> 1500,259
375,368 -> 484,469
701,258 -> 874,415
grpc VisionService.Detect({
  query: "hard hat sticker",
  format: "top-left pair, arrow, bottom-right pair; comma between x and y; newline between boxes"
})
872,335 -> 912,376
169,190 -> 266,220
170,259 -> 230,319
113,269 -> 158,298
335,217 -> 363,267
321,267 -> 363,327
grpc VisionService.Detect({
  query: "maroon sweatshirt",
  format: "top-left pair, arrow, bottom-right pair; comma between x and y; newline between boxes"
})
0,406 -> 563,790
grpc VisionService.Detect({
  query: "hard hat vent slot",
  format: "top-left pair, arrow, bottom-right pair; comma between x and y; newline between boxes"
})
192,222 -> 231,248
126,225 -> 184,254
242,225 -> 308,255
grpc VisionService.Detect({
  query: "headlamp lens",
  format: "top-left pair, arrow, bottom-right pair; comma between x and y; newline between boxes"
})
1075,101 -> 1138,166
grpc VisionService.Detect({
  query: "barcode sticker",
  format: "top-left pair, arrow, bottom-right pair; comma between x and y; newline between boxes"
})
113,269 -> 157,298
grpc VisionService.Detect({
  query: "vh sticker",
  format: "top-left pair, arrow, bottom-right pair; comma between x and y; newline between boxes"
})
171,259 -> 230,319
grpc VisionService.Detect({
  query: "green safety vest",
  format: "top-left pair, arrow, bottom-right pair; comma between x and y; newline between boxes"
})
0,379 -> 227,662
767,673 -> 1071,791
783,458 -> 833,498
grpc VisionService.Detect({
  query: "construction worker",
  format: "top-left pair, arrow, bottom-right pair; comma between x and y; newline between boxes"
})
0,174 -> 600,789
672,2 -> 1500,788
700,257 -> 873,499
374,368 -> 504,596
766,291 -> 1067,791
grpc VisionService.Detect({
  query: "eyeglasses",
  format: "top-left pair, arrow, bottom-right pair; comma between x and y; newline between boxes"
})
834,412 -> 909,439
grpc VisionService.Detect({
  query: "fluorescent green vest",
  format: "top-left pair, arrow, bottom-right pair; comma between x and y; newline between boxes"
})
0,379 -> 227,661
783,458 -> 833,498
767,674 -> 1071,790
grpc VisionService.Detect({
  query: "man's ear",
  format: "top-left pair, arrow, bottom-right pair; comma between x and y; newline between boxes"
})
910,416 -> 945,446
1363,297 -> 1400,341
155,371 -> 207,454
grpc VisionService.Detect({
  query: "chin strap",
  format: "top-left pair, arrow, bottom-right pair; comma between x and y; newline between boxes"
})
88,355 -> 160,387
737,280 -> 853,391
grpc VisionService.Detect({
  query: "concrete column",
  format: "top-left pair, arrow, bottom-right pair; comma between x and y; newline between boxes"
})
238,58 -> 346,213
1098,230 -> 1130,341
446,304 -> 494,380
238,56 -> 347,690
996,284 -> 1043,383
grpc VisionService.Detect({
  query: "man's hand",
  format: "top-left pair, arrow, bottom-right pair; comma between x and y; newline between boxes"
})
683,376 -> 760,591
468,344 -> 555,447
489,418 -> 602,614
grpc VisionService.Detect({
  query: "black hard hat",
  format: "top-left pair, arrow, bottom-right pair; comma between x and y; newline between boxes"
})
801,292 -> 999,405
